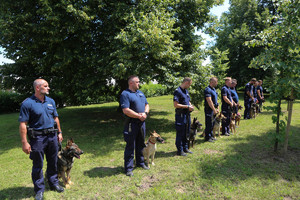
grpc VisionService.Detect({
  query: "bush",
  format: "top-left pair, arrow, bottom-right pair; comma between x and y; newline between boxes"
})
0,90 -> 24,113
140,82 -> 169,97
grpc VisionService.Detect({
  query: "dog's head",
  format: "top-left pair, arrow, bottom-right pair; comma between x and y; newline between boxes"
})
65,138 -> 84,159
231,113 -> 236,120
150,131 -> 165,143
191,117 -> 203,130
216,112 -> 226,120
238,105 -> 243,110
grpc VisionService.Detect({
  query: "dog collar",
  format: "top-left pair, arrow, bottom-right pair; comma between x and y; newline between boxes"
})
148,139 -> 156,145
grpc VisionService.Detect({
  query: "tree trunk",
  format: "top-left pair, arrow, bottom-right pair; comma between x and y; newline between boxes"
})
283,89 -> 295,156
274,99 -> 281,152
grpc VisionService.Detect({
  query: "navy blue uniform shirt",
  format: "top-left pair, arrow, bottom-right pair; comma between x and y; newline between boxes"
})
204,86 -> 218,111
257,85 -> 263,99
230,88 -> 239,103
244,83 -> 253,101
19,95 -> 58,130
120,89 -> 148,113
221,85 -> 232,110
173,86 -> 190,105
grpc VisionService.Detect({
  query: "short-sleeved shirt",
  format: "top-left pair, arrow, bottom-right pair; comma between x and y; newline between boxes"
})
230,88 -> 239,103
257,86 -> 263,99
204,85 -> 218,112
120,89 -> 148,113
221,85 -> 232,110
173,86 -> 190,106
253,86 -> 258,98
19,95 -> 58,130
244,83 -> 253,101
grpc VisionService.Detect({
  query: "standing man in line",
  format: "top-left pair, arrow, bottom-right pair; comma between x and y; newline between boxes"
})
230,79 -> 240,114
173,77 -> 194,156
244,78 -> 256,119
257,80 -> 264,112
120,75 -> 150,177
221,77 -> 235,136
204,77 -> 219,142
19,79 -> 64,200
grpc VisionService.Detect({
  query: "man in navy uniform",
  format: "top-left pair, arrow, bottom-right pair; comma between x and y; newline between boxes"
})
230,79 -> 240,114
204,77 -> 219,142
120,75 -> 150,176
244,78 -> 256,119
221,77 -> 235,136
257,80 -> 264,112
19,79 -> 64,200
173,77 -> 194,156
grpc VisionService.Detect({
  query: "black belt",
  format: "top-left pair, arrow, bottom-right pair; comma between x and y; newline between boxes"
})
32,128 -> 57,135
175,108 -> 189,115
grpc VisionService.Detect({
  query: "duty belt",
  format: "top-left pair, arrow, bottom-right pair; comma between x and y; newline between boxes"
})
175,108 -> 189,115
27,127 -> 57,138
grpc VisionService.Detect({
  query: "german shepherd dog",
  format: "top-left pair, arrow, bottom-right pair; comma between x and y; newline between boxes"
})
250,102 -> 259,119
188,118 -> 202,149
230,113 -> 236,134
57,138 -> 84,188
212,112 -> 226,138
143,131 -> 164,168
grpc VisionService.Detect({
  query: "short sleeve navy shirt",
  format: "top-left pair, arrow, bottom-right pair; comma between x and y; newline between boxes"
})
19,95 -> 58,130
230,88 -> 239,103
221,85 -> 232,109
244,83 -> 253,100
120,89 -> 148,113
204,85 -> 218,111
173,86 -> 190,105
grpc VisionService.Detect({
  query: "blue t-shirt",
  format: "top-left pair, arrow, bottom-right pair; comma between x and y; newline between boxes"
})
120,89 -> 148,113
230,88 -> 239,103
244,83 -> 253,101
19,95 -> 58,130
221,85 -> 232,110
173,86 -> 190,106
257,85 -> 263,99
253,86 -> 258,98
204,85 -> 218,111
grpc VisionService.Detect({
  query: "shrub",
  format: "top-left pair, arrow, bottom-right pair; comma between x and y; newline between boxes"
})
140,82 -> 169,97
0,90 -> 24,113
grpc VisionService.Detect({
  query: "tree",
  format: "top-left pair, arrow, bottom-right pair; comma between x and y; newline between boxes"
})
0,0 -> 221,106
210,0 -> 277,87
247,0 -> 300,154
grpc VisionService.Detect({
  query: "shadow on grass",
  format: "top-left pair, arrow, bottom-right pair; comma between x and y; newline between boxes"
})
84,166 -> 124,178
198,125 -> 300,183
0,187 -> 33,200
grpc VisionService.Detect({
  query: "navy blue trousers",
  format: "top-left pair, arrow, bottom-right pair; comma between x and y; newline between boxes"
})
175,114 -> 190,152
204,110 -> 214,140
222,109 -> 231,134
29,133 -> 59,194
244,100 -> 251,119
123,121 -> 146,172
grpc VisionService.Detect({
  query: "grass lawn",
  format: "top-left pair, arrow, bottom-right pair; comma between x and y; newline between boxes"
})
0,95 -> 299,200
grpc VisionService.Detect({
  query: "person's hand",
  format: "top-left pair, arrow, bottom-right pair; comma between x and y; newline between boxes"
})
138,113 -> 147,121
58,133 -> 63,143
213,109 -> 219,115
188,105 -> 194,112
22,142 -> 31,154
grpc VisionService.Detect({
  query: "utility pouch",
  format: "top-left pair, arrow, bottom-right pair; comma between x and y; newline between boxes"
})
27,127 -> 35,139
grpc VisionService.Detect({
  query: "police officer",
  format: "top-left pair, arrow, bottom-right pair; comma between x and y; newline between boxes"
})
120,75 -> 150,177
244,78 -> 256,119
257,80 -> 264,112
173,77 -> 194,156
204,77 -> 219,142
19,79 -> 64,200
221,77 -> 235,136
230,79 -> 240,114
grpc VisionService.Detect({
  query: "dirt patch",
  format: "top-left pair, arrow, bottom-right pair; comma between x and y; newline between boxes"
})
203,149 -> 223,155
137,175 -> 160,191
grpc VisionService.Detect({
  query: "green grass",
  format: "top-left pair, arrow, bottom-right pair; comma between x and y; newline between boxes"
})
0,95 -> 299,200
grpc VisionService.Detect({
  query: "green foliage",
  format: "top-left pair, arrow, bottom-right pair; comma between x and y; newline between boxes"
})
210,0 -> 277,86
139,82 -> 169,98
0,0 -> 221,106
0,91 -> 23,113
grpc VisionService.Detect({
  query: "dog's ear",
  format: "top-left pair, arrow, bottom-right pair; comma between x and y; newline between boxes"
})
67,138 -> 73,146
